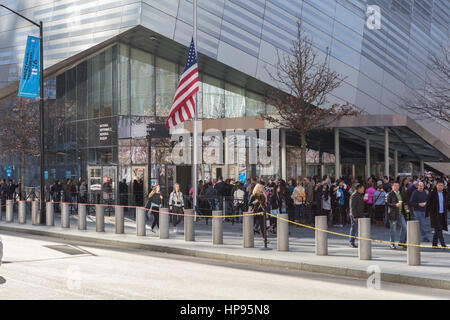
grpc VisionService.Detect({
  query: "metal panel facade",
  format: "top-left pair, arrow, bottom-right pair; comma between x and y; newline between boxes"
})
0,0 -> 449,136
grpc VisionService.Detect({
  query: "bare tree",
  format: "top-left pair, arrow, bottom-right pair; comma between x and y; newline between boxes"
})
399,45 -> 449,124
263,21 -> 359,178
0,98 -> 40,196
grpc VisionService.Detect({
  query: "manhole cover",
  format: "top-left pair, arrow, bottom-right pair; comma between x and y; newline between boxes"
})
44,245 -> 90,255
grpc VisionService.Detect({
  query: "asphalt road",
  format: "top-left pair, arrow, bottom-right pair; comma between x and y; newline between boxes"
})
0,231 -> 448,300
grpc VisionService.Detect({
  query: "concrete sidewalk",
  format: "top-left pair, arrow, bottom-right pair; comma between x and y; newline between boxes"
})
0,210 -> 449,290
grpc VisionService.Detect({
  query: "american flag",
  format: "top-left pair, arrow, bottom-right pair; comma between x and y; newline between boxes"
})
166,37 -> 199,130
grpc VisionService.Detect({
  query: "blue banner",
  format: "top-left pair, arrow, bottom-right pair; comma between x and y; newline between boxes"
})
18,36 -> 40,98
5,165 -> 13,178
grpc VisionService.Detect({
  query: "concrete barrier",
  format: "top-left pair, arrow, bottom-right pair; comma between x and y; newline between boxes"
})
159,207 -> 169,239
6,200 -> 14,222
96,205 -> 104,232
212,210 -> 223,245
115,206 -> 124,234
18,201 -> 26,224
358,218 -> 371,260
407,220 -> 420,266
277,213 -> 289,251
184,209 -> 195,241
61,203 -> 70,228
78,203 -> 86,230
136,207 -> 146,236
243,213 -> 254,248
46,201 -> 54,226
315,215 -> 328,256
31,200 -> 39,225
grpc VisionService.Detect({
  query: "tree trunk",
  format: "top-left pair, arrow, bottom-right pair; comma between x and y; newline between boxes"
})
20,151 -> 25,200
300,133 -> 307,179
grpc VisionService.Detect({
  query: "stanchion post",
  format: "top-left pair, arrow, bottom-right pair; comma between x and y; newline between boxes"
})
78,203 -> 86,230
243,213 -> 254,248
96,204 -> 104,232
159,207 -> 169,239
61,202 -> 69,228
359,217 -> 371,260
6,199 -> 13,222
184,208 -> 195,241
18,200 -> 26,224
315,215 -> 328,256
32,200 -> 39,225
277,213 -> 289,251
407,220 -> 420,266
46,201 -> 54,226
115,205 -> 124,234
212,210 -> 223,245
136,207 -> 146,236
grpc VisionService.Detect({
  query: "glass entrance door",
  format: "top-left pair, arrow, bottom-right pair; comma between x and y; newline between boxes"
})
87,165 -> 118,204
131,166 -> 147,206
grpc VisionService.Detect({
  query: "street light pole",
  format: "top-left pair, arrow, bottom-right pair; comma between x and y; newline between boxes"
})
0,5 -> 46,224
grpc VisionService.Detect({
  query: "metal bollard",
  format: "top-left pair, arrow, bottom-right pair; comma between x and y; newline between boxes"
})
212,210 -> 223,245
315,215 -> 328,256
358,218 -> 371,260
18,201 -> 26,224
96,204 -> 104,232
407,220 -> 420,266
6,199 -> 14,222
115,206 -> 124,234
61,202 -> 70,228
277,213 -> 289,251
31,200 -> 39,225
46,201 -> 54,226
159,207 -> 169,239
243,213 -> 254,248
136,207 -> 146,236
78,203 -> 87,230
184,209 -> 195,241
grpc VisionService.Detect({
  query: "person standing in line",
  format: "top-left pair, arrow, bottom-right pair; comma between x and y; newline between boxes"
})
79,179 -> 88,203
386,181 -> 407,250
335,180 -> 346,227
348,183 -> 365,248
321,183 -> 332,225
291,182 -> 306,225
409,182 -> 430,242
425,181 -> 447,248
145,184 -> 163,233
169,183 -> 184,233
303,177 -> 314,226
373,181 -> 386,225
249,183 -> 266,235
364,182 -> 376,224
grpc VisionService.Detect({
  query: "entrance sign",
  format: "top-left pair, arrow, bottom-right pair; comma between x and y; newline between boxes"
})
18,36 -> 40,98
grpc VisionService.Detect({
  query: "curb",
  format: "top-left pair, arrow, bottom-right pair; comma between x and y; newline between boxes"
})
1,224 -> 449,291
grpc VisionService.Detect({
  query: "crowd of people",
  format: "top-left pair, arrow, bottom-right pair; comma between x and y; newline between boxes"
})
42,172 -> 449,249
181,173 -> 448,249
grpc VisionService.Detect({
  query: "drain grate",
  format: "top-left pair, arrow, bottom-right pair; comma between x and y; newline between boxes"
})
44,245 -> 90,255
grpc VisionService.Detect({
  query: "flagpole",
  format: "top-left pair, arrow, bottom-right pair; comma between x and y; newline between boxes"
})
192,0 -> 198,221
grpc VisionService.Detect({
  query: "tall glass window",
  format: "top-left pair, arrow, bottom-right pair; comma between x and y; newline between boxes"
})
102,48 -> 113,116
202,75 -> 224,119
131,48 -> 154,116
88,54 -> 100,118
245,91 -> 265,116
225,83 -> 245,118
156,57 -> 177,117
118,44 -> 129,116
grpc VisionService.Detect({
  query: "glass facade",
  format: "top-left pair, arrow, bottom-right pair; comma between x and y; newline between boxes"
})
42,43 -> 270,201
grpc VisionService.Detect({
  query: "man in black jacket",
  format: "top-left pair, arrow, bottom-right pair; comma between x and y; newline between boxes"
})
348,183 -> 365,248
426,181 -> 448,248
386,182 -> 407,250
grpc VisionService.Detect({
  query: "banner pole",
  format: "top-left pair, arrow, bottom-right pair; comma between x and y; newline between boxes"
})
193,0 -> 198,221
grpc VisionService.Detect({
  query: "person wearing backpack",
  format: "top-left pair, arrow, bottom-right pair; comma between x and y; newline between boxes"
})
291,182 -> 306,225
